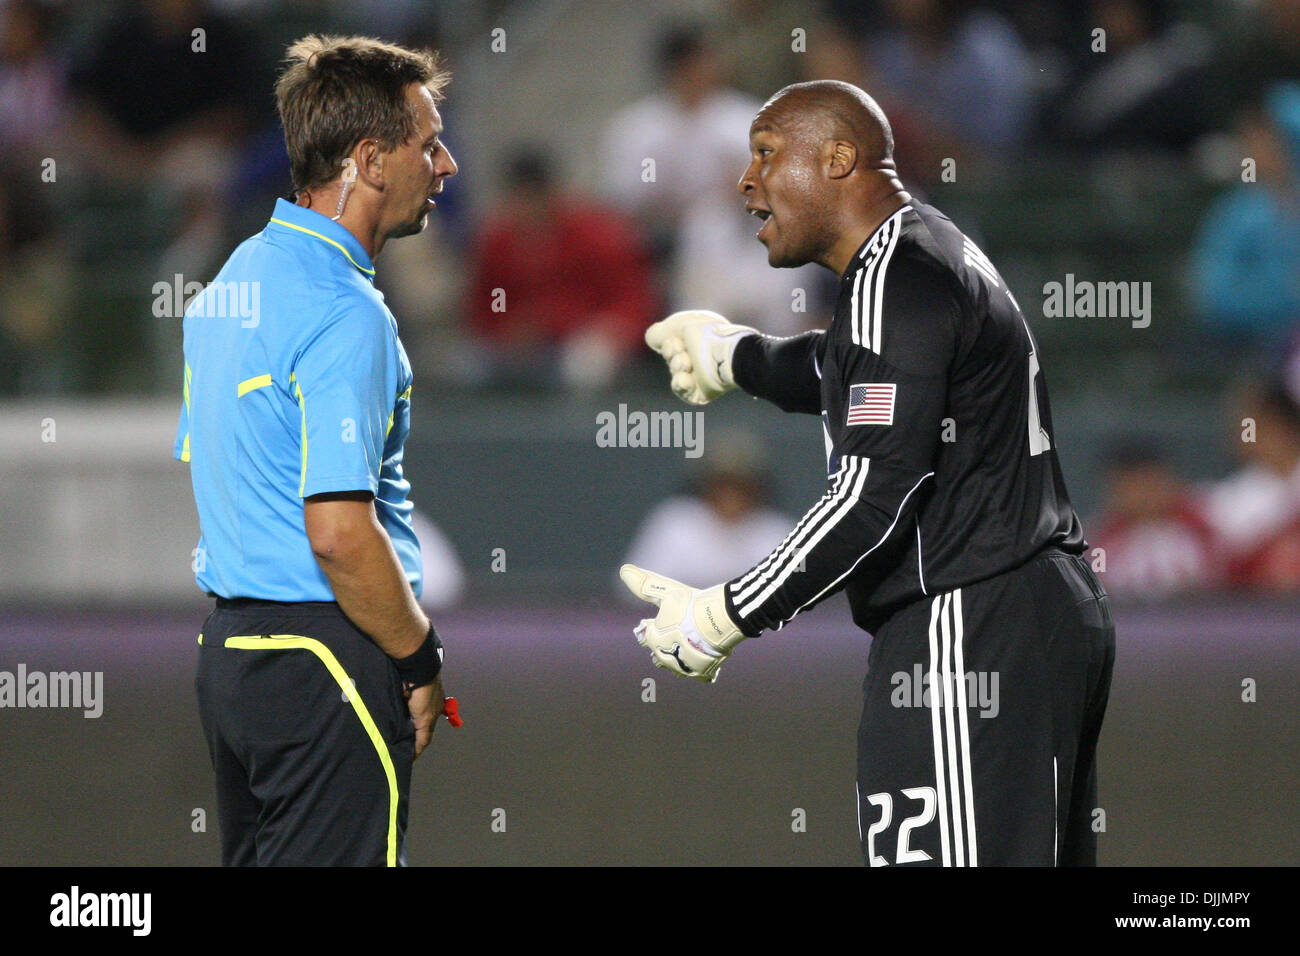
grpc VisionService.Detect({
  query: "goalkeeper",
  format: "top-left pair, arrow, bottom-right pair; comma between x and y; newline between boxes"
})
622,80 -> 1115,867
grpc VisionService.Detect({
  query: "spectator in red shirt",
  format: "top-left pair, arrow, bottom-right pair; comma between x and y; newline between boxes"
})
467,148 -> 656,388
1090,439 -> 1222,600
1203,375 -> 1300,593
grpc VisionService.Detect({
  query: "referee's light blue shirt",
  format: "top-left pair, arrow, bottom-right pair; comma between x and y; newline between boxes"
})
174,198 -> 422,601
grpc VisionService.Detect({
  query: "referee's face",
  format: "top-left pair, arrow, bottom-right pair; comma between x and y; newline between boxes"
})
382,83 -> 458,241
739,113 -> 834,269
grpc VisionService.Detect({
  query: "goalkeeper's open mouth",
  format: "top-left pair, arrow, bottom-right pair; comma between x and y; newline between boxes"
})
746,203 -> 772,240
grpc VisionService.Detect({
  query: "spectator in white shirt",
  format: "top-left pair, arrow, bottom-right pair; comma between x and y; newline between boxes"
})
622,430 -> 795,590
600,22 -> 825,336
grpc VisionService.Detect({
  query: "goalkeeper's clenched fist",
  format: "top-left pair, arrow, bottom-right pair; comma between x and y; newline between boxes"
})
644,310 -> 756,405
620,564 -> 751,682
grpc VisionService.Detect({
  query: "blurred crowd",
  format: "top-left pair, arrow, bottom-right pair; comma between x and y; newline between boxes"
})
1089,346 -> 1300,599
2,0 -> 1300,599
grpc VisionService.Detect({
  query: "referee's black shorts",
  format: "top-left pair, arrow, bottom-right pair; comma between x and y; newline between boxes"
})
856,548 -> 1115,866
195,598 -> 415,866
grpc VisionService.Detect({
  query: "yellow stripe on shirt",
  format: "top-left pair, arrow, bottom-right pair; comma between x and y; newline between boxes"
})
181,363 -> 193,462
290,371 -> 308,497
237,374 -> 273,397
269,218 -> 376,276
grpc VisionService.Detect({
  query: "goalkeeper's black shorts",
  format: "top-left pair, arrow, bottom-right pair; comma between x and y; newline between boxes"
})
195,598 -> 415,866
855,547 -> 1115,866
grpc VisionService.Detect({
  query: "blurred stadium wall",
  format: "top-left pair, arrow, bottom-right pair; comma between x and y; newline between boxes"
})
0,390 -> 1237,603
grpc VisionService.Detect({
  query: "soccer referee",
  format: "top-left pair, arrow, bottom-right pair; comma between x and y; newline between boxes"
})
174,36 -> 459,866
624,81 -> 1116,866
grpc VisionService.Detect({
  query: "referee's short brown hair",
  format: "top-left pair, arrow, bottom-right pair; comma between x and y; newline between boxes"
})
275,35 -> 450,192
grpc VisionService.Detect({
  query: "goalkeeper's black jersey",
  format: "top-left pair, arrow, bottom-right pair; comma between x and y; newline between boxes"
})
725,200 -> 1085,636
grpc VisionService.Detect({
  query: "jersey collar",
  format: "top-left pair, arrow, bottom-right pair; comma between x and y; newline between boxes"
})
266,198 -> 377,278
841,203 -> 912,280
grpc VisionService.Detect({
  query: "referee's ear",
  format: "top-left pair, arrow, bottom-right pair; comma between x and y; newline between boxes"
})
354,139 -> 386,189
825,140 -> 856,180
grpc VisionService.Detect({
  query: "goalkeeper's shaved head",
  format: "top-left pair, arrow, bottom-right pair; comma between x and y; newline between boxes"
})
739,80 -> 910,274
762,80 -> 897,169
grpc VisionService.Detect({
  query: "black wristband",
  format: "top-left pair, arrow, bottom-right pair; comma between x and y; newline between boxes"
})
392,624 -> 443,688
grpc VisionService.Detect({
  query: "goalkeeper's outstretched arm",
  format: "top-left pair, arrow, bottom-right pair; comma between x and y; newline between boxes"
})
644,310 -> 825,413
731,330 -> 826,415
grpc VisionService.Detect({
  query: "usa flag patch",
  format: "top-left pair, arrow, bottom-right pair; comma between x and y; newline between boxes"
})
846,383 -> 896,426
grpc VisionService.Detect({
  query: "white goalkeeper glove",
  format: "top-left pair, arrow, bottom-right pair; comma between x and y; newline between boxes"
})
620,564 -> 749,683
644,310 -> 756,405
